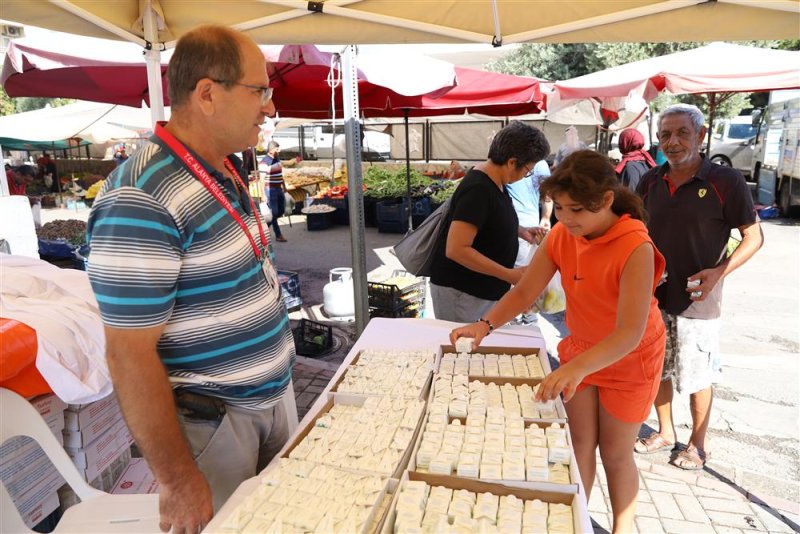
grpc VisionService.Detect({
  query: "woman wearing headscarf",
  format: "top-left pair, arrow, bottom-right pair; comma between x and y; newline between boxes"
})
616,128 -> 656,191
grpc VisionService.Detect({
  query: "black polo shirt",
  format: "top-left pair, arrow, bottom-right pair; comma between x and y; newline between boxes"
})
430,169 -> 519,301
636,156 -> 756,318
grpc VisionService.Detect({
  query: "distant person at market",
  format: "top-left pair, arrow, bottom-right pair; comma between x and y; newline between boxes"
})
506,159 -> 553,324
86,24 -> 293,532
553,125 -> 587,167
428,121 -> 550,322
452,150 -> 667,532
616,128 -> 656,191
113,145 -> 129,167
7,164 -> 36,196
634,103 -> 762,470
260,140 -> 287,242
442,159 -> 466,180
36,152 -> 58,192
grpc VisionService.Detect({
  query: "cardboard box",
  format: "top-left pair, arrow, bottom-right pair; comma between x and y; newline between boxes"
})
111,457 -> 160,495
381,471 -> 592,534
330,350 -> 434,401
64,395 -> 120,431
407,414 -> 579,494
29,394 -> 68,421
434,345 -> 568,422
18,489 -> 60,529
283,394 -> 425,480
2,453 -> 65,499
62,401 -> 124,448
438,344 -> 550,377
65,416 -> 133,481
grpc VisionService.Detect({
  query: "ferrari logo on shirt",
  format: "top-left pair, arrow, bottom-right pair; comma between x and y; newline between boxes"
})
698,188 -> 707,198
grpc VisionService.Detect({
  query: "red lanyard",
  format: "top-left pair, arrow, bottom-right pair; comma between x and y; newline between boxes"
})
154,123 -> 268,259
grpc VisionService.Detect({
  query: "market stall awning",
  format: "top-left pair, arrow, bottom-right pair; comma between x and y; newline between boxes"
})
2,1 -> 798,46
553,42 -> 800,104
2,36 -> 457,117
0,101 -> 153,148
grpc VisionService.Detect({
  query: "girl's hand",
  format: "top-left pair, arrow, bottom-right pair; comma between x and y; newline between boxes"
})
449,321 -> 491,348
535,362 -> 587,403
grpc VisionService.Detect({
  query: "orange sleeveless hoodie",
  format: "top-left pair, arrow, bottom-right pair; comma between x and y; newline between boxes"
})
548,214 -> 666,420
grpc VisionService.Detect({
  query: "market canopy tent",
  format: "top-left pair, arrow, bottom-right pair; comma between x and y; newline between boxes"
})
5,0 -> 797,333
552,42 -> 800,150
0,101 -> 153,152
2,1 -> 798,46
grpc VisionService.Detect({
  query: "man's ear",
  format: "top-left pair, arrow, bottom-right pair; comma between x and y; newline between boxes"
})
697,125 -> 707,144
193,78 -> 217,116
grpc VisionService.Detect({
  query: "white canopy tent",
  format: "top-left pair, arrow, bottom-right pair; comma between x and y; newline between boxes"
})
4,0 -> 797,332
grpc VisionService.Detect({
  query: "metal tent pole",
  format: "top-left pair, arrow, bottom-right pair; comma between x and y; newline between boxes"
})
143,1 -> 166,125
342,45 -> 369,336
405,109 -> 413,231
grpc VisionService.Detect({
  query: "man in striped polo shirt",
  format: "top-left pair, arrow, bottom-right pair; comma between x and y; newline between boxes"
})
87,25 -> 294,532
260,140 -> 288,242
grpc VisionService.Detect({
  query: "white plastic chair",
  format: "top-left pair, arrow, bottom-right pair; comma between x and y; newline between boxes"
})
0,388 -> 160,533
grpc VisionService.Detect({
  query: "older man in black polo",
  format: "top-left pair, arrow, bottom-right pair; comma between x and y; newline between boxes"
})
634,103 -> 763,471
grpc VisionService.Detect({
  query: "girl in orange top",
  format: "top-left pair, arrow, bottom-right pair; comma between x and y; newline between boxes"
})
452,150 -> 666,534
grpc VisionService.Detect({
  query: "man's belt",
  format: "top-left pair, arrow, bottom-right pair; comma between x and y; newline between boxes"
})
174,390 -> 226,422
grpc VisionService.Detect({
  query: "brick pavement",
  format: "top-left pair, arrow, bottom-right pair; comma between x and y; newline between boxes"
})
290,359 -> 799,534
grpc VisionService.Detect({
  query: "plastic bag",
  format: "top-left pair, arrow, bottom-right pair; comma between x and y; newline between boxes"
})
260,201 -> 273,224
525,243 -> 566,314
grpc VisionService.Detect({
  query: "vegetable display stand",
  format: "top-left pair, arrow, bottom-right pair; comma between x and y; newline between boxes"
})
363,198 -> 378,227
292,319 -> 333,357
376,199 -> 409,234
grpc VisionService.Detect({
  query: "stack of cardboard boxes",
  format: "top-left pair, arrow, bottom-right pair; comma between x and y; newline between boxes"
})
1,393 -> 158,528
0,394 -> 67,527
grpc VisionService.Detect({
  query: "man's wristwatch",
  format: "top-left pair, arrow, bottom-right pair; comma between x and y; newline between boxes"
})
478,317 -> 494,334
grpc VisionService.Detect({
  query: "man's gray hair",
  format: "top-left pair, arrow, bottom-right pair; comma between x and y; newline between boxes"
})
658,103 -> 705,132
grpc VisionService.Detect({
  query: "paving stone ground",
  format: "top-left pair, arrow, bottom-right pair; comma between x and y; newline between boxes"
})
291,356 -> 799,533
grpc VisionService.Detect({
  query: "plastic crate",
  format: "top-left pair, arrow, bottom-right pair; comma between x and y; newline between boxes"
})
369,300 -> 424,319
292,319 -> 333,357
376,199 -> 409,234
277,270 -> 302,310
305,210 -> 334,231
367,275 -> 425,311
411,197 -> 432,227
319,197 -> 349,225
363,198 -> 378,227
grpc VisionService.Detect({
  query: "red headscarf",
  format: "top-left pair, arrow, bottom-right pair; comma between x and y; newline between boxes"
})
615,128 -> 656,174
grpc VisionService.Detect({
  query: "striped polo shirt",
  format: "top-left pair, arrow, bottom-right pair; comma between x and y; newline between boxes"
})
87,135 -> 294,409
259,154 -> 284,188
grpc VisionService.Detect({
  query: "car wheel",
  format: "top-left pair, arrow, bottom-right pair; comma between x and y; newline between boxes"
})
711,155 -> 731,167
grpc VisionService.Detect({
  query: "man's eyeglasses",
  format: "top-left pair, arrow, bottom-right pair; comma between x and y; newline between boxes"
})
212,79 -> 273,105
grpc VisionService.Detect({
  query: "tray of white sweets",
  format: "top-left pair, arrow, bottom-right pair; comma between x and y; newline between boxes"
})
331,349 -> 435,400
429,374 -> 568,423
408,411 -> 580,494
283,394 -> 426,479
212,457 -> 389,534
439,344 -> 547,381
382,472 -> 592,534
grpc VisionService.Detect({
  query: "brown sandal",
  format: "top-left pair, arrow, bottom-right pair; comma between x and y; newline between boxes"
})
634,432 -> 675,454
670,445 -> 708,470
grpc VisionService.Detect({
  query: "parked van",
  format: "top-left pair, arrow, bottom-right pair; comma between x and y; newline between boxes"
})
708,115 -> 758,177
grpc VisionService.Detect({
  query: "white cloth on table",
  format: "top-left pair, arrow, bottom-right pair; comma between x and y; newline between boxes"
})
0,254 -> 111,403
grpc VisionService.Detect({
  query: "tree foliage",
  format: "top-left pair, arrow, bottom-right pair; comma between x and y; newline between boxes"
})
489,40 -> 797,120
0,88 -> 75,116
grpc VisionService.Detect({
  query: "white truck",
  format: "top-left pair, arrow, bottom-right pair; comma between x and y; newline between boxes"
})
752,90 -> 800,217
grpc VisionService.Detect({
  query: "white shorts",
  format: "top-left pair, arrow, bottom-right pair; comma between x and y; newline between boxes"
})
661,312 -> 721,395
